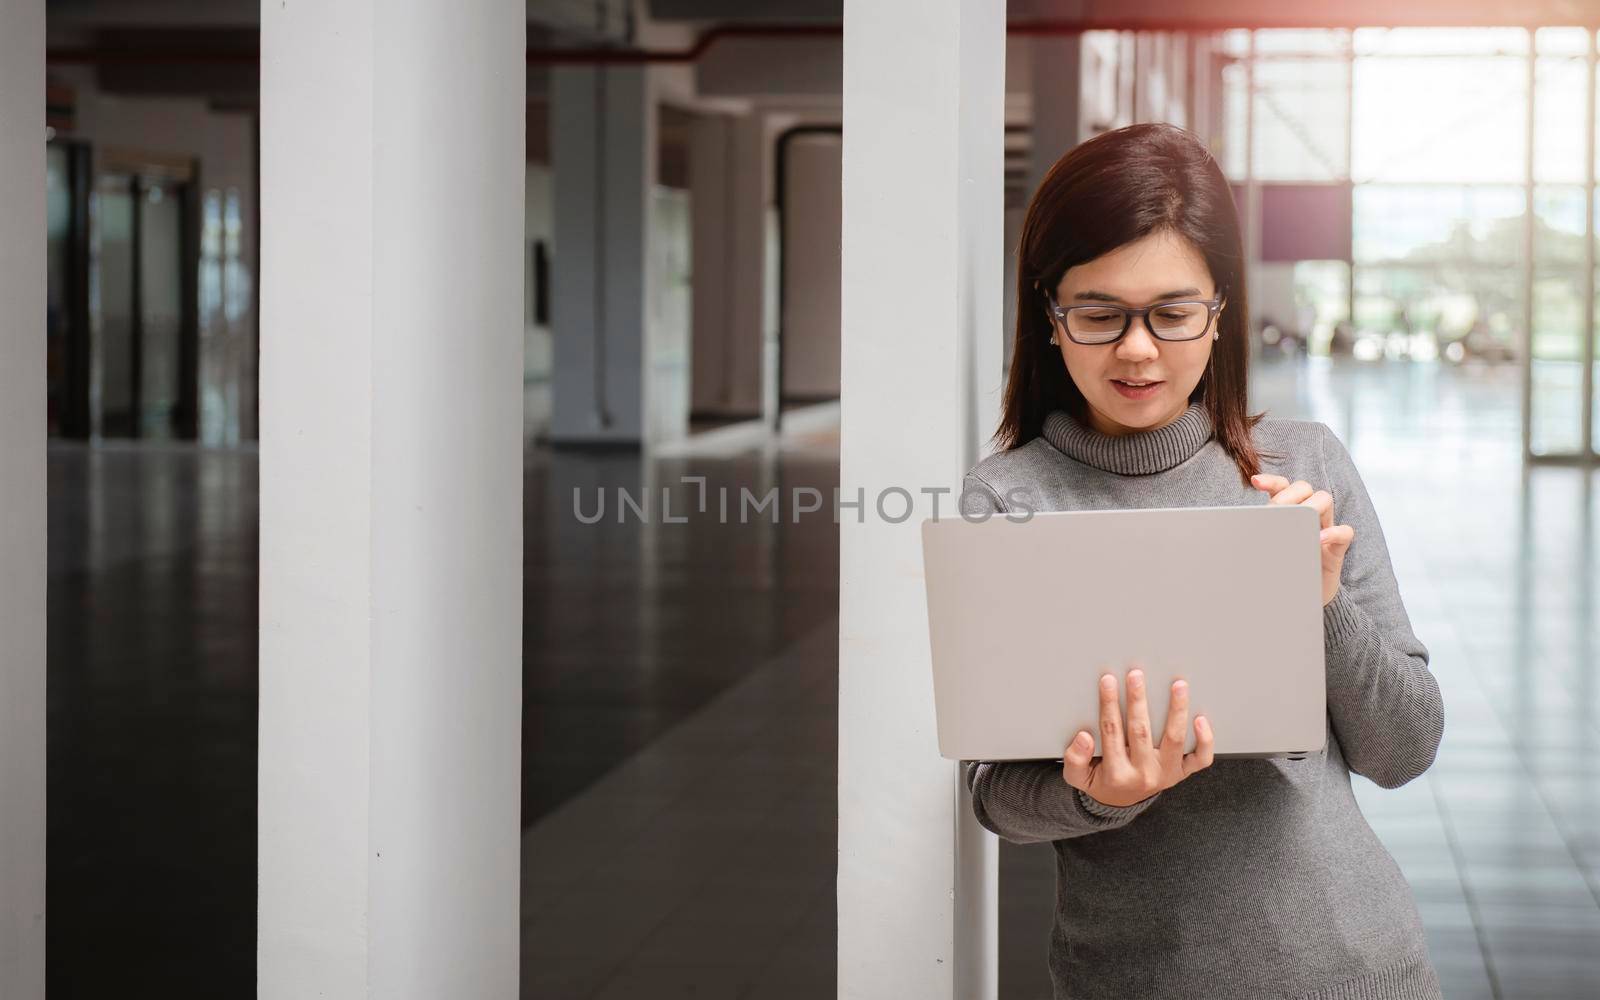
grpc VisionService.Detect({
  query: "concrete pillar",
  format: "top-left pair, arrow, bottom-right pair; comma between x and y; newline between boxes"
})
257,2 -> 523,997
689,112 -> 768,421
690,113 -> 734,417
780,132 -> 843,402
733,114 -> 779,428
0,2 -> 46,996
688,111 -> 768,422
839,1 -> 1005,997
550,66 -> 686,446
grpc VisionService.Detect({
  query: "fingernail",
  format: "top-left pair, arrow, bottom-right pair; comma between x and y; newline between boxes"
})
1173,679 -> 1187,692
1196,716 -> 1210,732
1074,732 -> 1091,749
1128,668 -> 1143,683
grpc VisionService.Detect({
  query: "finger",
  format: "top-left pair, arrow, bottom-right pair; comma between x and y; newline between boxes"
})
1159,679 -> 1189,766
1123,667 -> 1154,766
1269,480 -> 1315,506
1320,523 -> 1355,547
1182,715 -> 1216,775
1097,672 -> 1127,767
1250,473 -> 1288,495
1305,489 -> 1334,530
1061,731 -> 1095,790
1320,524 -> 1355,563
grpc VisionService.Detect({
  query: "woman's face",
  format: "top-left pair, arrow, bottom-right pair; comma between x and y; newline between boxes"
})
1050,229 -> 1219,437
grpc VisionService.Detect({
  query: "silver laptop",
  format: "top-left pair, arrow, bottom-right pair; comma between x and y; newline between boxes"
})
921,504 -> 1326,761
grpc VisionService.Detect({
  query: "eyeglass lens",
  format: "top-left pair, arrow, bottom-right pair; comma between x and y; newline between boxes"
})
1065,302 -> 1211,344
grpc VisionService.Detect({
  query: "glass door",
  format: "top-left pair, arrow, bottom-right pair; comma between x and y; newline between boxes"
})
138,180 -> 185,440
91,170 -> 196,440
95,173 -> 138,437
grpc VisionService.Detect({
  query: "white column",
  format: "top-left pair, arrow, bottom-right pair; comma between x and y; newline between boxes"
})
689,112 -> 769,421
689,113 -> 735,417
732,113 -> 776,425
0,2 -> 46,997
257,2 -> 523,997
549,66 -> 670,445
839,1 -> 1005,998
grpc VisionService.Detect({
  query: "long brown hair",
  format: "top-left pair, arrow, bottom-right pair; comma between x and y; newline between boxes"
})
995,123 -> 1268,484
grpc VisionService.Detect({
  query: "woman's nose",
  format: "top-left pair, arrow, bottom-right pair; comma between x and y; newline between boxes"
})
1116,318 -> 1161,361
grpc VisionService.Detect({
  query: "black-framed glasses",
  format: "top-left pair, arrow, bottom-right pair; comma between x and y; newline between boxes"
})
1046,294 -> 1224,345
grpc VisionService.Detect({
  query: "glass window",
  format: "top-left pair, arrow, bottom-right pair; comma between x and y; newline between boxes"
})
1534,185 -> 1586,265
1353,55 -> 1527,183
1535,53 -> 1587,183
1253,58 -> 1351,181
1593,288 -> 1600,454
1354,185 -> 1524,264
1353,27 -> 1528,57
1222,59 -> 1249,180
1537,26 -> 1589,55
1531,270 -> 1585,454
1218,29 -> 1251,57
1354,265 -> 1520,358
1292,260 -> 1351,355
1253,29 -> 1351,56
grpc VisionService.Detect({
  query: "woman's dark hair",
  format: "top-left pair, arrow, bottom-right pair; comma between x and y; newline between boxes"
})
995,122 -> 1268,484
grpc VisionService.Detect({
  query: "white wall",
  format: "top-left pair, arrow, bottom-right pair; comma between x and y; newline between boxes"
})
0,2 -> 47,996
780,132 -> 841,400
52,67 -> 258,444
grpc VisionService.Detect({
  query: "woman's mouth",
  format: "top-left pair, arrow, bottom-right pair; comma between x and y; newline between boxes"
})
1110,378 -> 1164,400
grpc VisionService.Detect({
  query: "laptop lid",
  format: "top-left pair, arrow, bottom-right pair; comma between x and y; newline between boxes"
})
921,504 -> 1326,761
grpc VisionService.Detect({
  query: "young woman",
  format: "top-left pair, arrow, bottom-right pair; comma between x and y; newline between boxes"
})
959,123 -> 1446,1000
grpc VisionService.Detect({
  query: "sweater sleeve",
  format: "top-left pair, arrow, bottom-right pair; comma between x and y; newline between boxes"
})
956,471 -> 1159,842
1316,425 -> 1445,788
964,760 -> 1159,844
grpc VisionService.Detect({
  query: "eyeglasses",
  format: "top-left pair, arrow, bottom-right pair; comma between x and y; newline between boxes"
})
1046,294 -> 1224,346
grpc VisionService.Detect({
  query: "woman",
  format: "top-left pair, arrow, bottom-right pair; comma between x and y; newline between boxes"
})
960,123 -> 1445,1000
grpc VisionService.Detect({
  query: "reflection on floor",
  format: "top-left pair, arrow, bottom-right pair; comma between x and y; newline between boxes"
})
522,421 -> 838,824
47,442 -> 259,997
43,360 -> 1600,999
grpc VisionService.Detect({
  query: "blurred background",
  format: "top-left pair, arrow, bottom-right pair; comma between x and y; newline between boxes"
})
29,0 -> 1600,998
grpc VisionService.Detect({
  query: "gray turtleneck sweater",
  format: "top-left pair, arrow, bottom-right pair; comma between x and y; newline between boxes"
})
960,402 -> 1445,1000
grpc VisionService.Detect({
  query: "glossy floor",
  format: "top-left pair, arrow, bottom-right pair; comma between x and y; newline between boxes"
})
44,358 -> 1600,998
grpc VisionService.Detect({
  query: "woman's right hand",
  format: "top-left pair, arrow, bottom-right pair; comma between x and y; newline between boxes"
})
1062,667 -> 1215,808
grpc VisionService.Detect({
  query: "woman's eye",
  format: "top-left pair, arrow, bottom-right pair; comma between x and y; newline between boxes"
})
1083,312 -> 1120,323
1154,310 -> 1189,322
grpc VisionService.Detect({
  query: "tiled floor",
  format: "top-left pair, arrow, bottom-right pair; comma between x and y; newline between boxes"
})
44,357 -> 1600,998
46,442 -> 259,997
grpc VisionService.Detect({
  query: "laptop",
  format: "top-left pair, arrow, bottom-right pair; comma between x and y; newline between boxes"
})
921,504 -> 1326,761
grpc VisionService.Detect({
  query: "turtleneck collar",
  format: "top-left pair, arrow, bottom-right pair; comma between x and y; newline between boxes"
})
1040,401 -> 1214,476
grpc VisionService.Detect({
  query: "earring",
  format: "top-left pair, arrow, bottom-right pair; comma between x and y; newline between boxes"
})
1049,332 -> 1059,346
1213,331 -> 1220,341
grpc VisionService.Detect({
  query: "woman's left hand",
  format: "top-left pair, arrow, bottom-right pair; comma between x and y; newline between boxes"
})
1251,474 -> 1355,607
